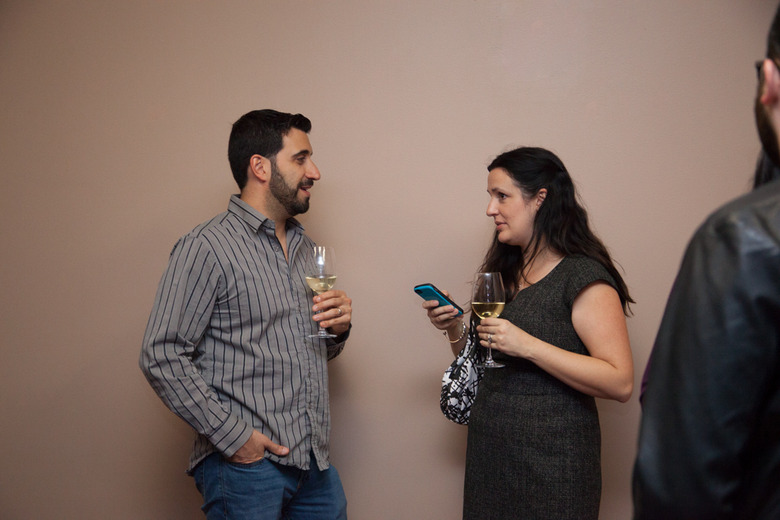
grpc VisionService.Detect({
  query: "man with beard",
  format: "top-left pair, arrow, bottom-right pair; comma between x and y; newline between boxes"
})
632,7 -> 780,520
140,110 -> 352,519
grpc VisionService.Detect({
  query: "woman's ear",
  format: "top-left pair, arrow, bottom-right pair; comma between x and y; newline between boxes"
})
536,188 -> 547,208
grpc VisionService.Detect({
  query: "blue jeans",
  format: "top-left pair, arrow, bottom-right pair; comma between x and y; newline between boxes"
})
193,452 -> 348,520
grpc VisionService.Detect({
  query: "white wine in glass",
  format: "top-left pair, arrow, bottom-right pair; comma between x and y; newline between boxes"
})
307,246 -> 338,339
471,302 -> 505,320
306,275 -> 337,295
472,272 -> 506,368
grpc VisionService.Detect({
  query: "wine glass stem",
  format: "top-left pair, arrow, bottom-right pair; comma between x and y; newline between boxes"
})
313,309 -> 325,334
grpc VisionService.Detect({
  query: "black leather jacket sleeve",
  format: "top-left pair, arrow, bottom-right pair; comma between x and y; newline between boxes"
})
633,183 -> 780,520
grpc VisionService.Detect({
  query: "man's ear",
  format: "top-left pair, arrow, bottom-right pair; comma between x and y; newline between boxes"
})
248,154 -> 271,183
760,60 -> 780,106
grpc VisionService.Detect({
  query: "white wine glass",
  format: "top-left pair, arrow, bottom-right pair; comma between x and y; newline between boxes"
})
306,246 -> 338,339
472,272 -> 506,368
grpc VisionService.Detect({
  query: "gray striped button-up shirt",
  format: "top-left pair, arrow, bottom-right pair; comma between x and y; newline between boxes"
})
140,195 -> 347,472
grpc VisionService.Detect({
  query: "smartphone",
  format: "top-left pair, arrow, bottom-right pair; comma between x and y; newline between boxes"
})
413,283 -> 464,315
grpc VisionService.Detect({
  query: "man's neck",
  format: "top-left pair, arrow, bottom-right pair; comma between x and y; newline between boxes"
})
240,189 -> 292,260
241,188 -> 291,219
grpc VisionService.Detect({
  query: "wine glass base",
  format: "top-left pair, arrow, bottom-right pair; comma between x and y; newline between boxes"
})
308,332 -> 337,339
478,361 -> 505,369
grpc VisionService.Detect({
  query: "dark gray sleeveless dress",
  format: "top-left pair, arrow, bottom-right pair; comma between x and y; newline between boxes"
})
463,255 -> 617,520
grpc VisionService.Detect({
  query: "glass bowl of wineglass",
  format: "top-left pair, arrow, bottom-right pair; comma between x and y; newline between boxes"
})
306,246 -> 337,339
472,272 -> 506,368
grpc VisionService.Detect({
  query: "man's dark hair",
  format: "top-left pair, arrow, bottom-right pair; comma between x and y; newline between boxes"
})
768,5 -> 780,61
228,109 -> 312,189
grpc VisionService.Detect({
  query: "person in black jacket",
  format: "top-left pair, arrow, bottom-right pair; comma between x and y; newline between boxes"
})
632,5 -> 780,519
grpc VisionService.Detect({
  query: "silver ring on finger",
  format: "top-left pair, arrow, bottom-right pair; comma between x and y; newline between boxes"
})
488,334 -> 493,345
337,307 -> 343,316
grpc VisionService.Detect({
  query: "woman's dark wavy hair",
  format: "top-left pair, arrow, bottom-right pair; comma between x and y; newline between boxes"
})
479,147 -> 633,315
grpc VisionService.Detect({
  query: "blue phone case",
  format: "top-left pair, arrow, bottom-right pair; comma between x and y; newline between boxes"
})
413,283 -> 464,315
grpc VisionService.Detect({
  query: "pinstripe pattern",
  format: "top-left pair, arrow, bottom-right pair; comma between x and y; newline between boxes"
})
140,195 -> 346,472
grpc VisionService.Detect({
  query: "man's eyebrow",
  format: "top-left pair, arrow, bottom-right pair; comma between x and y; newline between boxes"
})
291,149 -> 312,158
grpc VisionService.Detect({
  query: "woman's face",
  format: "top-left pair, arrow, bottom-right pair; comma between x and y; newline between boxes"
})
486,168 -> 545,248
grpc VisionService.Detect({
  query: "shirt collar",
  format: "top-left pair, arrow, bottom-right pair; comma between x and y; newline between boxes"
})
227,194 -> 305,234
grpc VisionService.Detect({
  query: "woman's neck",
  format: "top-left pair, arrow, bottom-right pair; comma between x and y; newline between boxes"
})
519,246 -> 563,289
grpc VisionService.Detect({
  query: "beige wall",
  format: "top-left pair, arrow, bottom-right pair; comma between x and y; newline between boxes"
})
1,1 -> 776,518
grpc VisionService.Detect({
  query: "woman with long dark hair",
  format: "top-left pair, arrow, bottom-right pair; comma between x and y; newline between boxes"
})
423,147 -> 634,519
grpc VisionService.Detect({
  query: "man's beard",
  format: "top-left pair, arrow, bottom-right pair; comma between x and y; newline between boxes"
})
269,160 -> 312,216
755,95 -> 780,168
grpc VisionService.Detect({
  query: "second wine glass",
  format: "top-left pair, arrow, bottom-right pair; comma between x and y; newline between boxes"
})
306,246 -> 338,339
472,272 -> 506,368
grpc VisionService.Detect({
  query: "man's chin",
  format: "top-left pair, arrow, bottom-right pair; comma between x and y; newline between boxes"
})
291,200 -> 310,216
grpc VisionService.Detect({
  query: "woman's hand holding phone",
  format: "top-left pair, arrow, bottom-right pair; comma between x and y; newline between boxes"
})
414,283 -> 464,332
